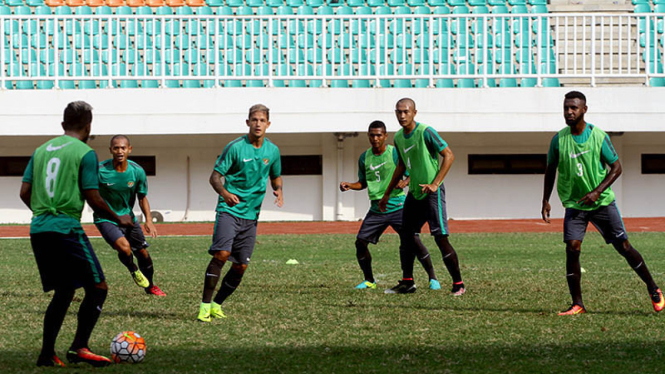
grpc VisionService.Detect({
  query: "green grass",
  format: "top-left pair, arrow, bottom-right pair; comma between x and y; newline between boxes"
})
1,232 -> 664,373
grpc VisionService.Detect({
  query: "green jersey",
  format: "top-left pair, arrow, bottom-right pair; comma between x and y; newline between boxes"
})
552,124 -> 617,210
394,123 -> 448,200
214,135 -> 281,220
358,145 -> 405,214
93,159 -> 148,225
22,135 -> 99,234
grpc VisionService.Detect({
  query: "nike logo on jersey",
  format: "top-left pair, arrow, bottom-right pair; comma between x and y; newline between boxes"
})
570,150 -> 591,159
404,145 -> 416,153
46,142 -> 73,152
243,158 -> 253,162
106,183 -> 115,186
369,162 -> 387,171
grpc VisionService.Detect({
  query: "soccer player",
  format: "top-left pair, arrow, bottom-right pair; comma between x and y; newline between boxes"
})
379,98 -> 465,295
541,91 -> 664,315
340,120 -> 439,290
19,101 -> 133,367
94,135 -> 165,296
197,104 -> 283,322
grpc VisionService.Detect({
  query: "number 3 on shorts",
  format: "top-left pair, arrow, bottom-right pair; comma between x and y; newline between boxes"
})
46,157 -> 61,198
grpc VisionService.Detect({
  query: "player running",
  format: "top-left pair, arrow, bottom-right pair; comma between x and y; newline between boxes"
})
542,91 -> 664,315
20,101 -> 133,367
94,135 -> 165,296
340,120 -> 439,290
379,98 -> 465,295
198,104 -> 283,322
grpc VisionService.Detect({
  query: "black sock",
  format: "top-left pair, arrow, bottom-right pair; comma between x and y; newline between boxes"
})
41,288 -> 75,358
614,243 -> 659,292
413,234 -> 437,280
118,252 -> 137,273
565,248 -> 584,307
213,267 -> 244,305
71,285 -> 107,351
435,236 -> 462,284
137,254 -> 154,286
398,237 -> 416,281
202,257 -> 225,303
355,239 -> 374,283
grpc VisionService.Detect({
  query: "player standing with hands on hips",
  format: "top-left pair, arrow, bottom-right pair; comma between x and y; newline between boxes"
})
379,98 -> 465,295
198,104 -> 283,322
20,101 -> 133,367
340,120 -> 439,291
542,91 -> 663,315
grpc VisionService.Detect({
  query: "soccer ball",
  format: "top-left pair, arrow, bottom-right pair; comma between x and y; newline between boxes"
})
110,331 -> 146,363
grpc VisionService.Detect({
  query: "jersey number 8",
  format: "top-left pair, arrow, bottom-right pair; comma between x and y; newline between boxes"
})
45,157 -> 61,198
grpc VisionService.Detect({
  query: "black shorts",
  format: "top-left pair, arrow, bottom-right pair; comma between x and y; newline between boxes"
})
96,221 -> 149,252
357,209 -> 403,244
563,200 -> 629,244
31,231 -> 105,292
402,187 -> 450,237
208,212 -> 258,265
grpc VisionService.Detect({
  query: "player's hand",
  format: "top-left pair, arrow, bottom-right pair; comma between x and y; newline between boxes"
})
541,200 -> 551,223
396,179 -> 408,189
577,190 -> 600,206
144,221 -> 158,238
273,189 -> 284,208
419,183 -> 438,195
339,182 -> 351,192
118,215 -> 134,228
378,197 -> 389,212
222,192 -> 240,207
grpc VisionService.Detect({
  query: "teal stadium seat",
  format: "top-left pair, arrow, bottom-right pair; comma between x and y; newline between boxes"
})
498,63 -> 517,87
226,0 -> 244,6
306,0 -> 324,7
436,64 -> 455,88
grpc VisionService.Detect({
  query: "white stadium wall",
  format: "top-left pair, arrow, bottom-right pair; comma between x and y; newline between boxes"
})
1,87 -> 664,223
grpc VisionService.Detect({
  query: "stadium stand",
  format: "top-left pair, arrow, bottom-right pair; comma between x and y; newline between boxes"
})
0,0 -> 662,88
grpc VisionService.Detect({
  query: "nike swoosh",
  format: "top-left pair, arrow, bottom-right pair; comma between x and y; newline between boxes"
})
46,142 -> 73,152
404,145 -> 416,153
570,150 -> 591,159
369,162 -> 386,171
106,183 -> 115,186
243,158 -> 253,162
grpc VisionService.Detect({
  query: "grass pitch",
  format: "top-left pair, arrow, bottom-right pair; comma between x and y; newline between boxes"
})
1,232 -> 664,373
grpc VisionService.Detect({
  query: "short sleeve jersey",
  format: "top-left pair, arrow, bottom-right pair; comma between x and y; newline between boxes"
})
214,135 -> 281,220
358,145 -> 406,214
93,159 -> 148,225
22,135 -> 99,234
547,124 -> 618,210
394,123 -> 448,200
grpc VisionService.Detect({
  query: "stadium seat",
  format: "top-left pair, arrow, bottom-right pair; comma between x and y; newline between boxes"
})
106,0 -> 125,6
186,0 -> 205,5
226,0 -> 243,6
427,0 -> 446,5
26,0 -> 45,5
206,0 -> 224,5
65,0 -> 85,5
306,0 -> 324,6
45,0 -> 65,5
86,0 -> 105,5
166,0 -> 186,6
287,0 -> 304,6
267,0 -> 284,6
146,0 -> 165,5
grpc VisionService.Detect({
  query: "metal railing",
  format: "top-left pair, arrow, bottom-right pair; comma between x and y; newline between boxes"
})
1,13 -> 664,88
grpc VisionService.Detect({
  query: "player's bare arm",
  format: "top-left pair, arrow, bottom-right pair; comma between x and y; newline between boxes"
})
379,160 -> 406,212
19,182 -> 32,211
577,159 -> 622,206
209,170 -> 240,207
420,146 -> 454,194
138,195 -> 158,238
271,176 -> 284,207
541,162 -> 557,223
84,189 -> 133,227
339,181 -> 366,192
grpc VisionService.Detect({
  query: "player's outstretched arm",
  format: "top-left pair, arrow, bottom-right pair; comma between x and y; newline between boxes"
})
84,189 -> 133,227
340,181 -> 366,192
379,160 -> 406,212
420,146 -> 455,194
210,170 -> 240,207
541,163 -> 557,223
577,159 -> 622,206
138,196 -> 158,238
271,176 -> 284,208
19,182 -> 32,211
